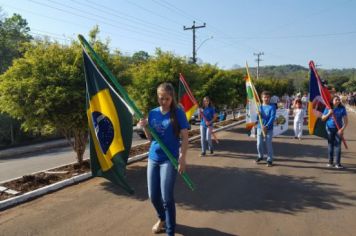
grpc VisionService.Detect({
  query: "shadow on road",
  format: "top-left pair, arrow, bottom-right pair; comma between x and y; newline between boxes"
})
101,163 -> 356,215
176,224 -> 237,236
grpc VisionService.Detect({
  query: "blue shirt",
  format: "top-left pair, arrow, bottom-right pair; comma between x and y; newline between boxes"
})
148,107 -> 189,162
323,106 -> 347,129
256,104 -> 276,130
200,107 -> 215,127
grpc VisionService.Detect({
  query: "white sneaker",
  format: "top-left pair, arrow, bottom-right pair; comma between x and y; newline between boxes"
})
334,164 -> 344,169
326,163 -> 333,168
152,220 -> 165,234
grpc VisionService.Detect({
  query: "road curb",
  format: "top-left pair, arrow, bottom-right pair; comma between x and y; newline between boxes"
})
0,118 -> 244,211
0,173 -> 91,211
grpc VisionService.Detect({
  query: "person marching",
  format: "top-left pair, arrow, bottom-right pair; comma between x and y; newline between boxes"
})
138,82 -> 189,235
255,91 -> 276,167
199,96 -> 217,156
293,99 -> 305,140
321,95 -> 348,169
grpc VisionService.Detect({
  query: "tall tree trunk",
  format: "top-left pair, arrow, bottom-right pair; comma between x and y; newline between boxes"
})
73,130 -> 88,165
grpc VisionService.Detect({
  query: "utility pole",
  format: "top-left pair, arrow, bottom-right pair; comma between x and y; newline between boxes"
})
254,52 -> 264,79
184,21 -> 206,63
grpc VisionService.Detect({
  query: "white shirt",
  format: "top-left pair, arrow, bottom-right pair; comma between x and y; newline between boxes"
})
294,108 -> 304,122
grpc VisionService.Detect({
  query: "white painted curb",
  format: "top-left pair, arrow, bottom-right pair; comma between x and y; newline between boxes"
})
0,173 -> 91,211
0,117 -> 245,211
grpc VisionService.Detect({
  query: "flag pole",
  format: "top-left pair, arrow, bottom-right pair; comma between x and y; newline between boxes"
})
179,73 -> 219,143
246,63 -> 266,137
310,61 -> 348,149
78,35 -> 195,190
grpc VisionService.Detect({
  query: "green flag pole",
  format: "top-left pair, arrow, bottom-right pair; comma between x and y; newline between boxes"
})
78,34 -> 195,191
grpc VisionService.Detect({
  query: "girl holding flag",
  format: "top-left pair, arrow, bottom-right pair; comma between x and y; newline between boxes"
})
200,96 -> 217,156
322,95 -> 348,169
138,82 -> 189,235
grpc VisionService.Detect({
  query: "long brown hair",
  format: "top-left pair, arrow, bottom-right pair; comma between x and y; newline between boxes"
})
157,83 -> 180,137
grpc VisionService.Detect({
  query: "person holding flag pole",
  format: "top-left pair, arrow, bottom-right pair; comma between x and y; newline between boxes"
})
321,95 -> 348,169
246,63 -> 276,166
309,61 -> 348,150
308,61 -> 349,168
199,96 -> 217,156
139,82 -> 190,235
78,35 -> 195,235
178,73 -> 219,150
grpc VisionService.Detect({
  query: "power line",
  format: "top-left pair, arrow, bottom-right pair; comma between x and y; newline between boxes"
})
28,0 -> 190,46
2,2 -> 191,52
218,30 -> 356,40
125,0 -> 183,26
47,0 -> 189,43
77,0 -> 190,41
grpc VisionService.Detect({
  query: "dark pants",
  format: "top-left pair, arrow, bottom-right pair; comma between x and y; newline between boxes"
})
326,127 -> 342,164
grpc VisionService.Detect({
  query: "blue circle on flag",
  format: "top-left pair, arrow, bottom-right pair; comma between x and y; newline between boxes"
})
92,111 -> 114,154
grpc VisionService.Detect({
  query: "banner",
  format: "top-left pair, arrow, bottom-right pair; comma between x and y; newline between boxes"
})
273,108 -> 289,137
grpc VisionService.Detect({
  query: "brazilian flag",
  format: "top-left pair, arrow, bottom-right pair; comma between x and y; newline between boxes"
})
83,50 -> 134,194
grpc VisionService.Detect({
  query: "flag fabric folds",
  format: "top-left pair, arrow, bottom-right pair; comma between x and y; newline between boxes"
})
308,60 -> 331,139
178,73 -> 198,121
83,50 -> 134,194
245,75 -> 259,130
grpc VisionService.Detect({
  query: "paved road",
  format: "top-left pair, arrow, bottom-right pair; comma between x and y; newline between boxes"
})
0,133 -> 148,182
1,113 -> 356,235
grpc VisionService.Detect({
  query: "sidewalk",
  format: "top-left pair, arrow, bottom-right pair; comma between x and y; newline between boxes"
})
0,139 -> 70,159
1,112 -> 356,235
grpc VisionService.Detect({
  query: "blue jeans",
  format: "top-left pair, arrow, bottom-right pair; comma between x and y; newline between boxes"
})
257,128 -> 274,162
200,125 -> 213,154
326,127 -> 342,164
147,159 -> 177,236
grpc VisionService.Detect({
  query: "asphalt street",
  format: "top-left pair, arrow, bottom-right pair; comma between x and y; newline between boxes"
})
1,112 -> 355,235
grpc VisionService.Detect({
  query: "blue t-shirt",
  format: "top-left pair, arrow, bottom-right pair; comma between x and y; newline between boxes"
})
323,106 -> 347,129
256,104 -> 276,130
200,107 -> 215,127
148,107 -> 189,162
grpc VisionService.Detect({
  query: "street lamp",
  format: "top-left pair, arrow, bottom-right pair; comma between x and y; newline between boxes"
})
196,36 -> 213,53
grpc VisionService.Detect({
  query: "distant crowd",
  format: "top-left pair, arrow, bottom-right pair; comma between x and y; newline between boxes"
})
340,92 -> 356,107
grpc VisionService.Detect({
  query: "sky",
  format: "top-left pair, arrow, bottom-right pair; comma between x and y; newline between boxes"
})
1,0 -> 356,69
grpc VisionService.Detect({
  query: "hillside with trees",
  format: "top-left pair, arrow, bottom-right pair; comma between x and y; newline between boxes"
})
233,64 -> 356,93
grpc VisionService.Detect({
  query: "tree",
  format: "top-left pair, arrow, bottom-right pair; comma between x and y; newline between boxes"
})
128,49 -> 186,114
131,50 -> 150,64
199,70 -> 244,110
343,78 -> 356,92
0,39 -> 88,164
0,12 -> 32,73
326,76 -> 349,92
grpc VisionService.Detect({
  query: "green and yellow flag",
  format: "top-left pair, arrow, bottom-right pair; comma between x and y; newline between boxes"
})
83,50 -> 134,194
